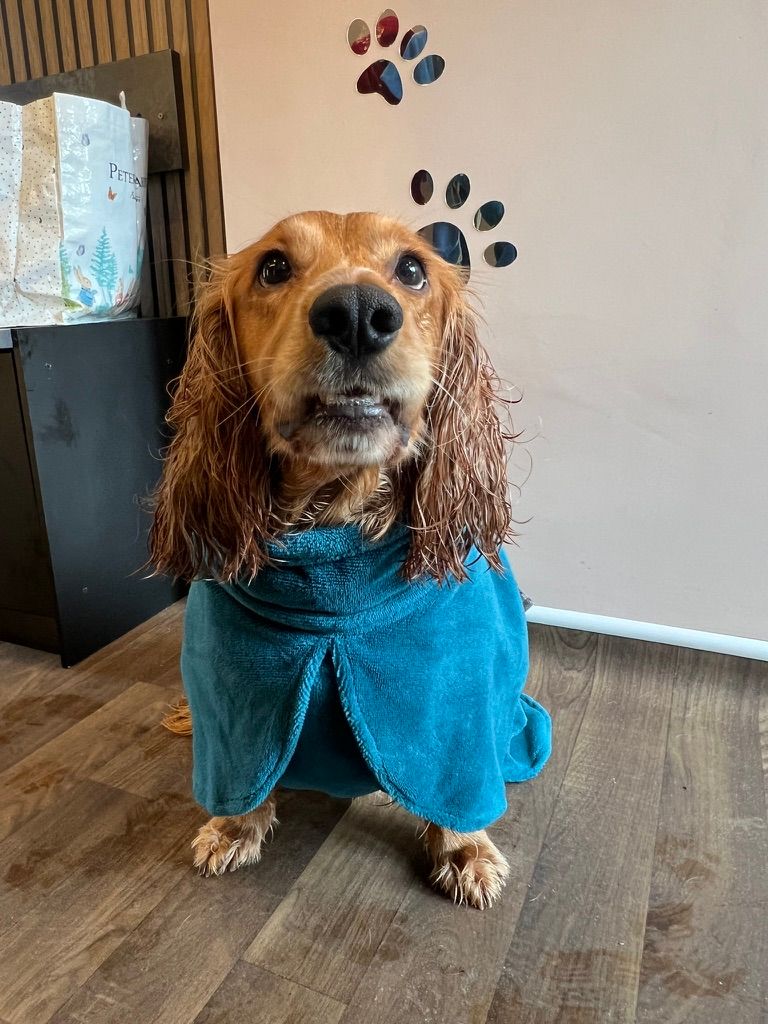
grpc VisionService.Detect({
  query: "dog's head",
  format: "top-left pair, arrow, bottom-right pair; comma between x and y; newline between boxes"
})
151,212 -> 514,582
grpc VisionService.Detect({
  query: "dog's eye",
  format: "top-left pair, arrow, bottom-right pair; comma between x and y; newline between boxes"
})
395,254 -> 427,290
258,251 -> 292,286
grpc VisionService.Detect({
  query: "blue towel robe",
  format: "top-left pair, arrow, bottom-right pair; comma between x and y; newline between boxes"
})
181,525 -> 551,832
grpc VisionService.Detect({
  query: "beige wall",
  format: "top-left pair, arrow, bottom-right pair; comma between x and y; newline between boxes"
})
209,0 -> 768,641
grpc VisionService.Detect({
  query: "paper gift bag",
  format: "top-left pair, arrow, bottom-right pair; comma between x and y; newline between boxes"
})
0,101 -> 24,325
12,92 -> 148,325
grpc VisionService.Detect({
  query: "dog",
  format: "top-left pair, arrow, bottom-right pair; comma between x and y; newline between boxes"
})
151,211 -> 550,909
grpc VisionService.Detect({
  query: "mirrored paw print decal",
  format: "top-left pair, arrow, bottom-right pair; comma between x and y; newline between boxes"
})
411,170 -> 518,278
349,10 -> 445,105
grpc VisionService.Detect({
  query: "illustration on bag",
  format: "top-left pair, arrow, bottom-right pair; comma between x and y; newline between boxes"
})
60,227 -> 131,314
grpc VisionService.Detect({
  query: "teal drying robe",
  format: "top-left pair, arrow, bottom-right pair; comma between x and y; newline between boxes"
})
181,525 -> 551,832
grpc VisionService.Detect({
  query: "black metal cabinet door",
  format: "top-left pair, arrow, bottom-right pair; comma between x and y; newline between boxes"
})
14,318 -> 186,665
0,350 -> 58,645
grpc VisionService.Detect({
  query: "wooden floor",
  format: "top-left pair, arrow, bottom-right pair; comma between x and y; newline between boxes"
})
0,605 -> 766,1024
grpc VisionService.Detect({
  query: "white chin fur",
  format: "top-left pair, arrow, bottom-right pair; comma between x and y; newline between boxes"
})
304,432 -> 399,467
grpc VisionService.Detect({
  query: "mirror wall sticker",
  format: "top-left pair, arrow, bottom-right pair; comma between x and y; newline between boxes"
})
483,241 -> 518,268
350,12 -> 445,104
413,54 -> 445,85
410,169 -> 434,205
376,9 -> 399,46
400,25 -> 427,59
474,201 -> 505,231
347,19 -> 371,55
417,222 -> 470,270
445,173 -> 471,210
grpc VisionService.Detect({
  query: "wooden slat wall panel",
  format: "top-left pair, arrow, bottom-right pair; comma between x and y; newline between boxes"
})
18,0 -> 45,78
147,9 -> 191,313
90,3 -> 112,63
3,1 -> 29,81
0,0 -> 225,318
189,0 -> 224,255
71,0 -> 96,68
52,0 -> 79,73
110,1 -> 131,62
126,0 -> 150,55
36,1 -> 60,75
0,30 -> 10,84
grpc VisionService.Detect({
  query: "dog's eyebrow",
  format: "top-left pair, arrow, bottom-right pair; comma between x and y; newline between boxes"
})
363,233 -> 416,264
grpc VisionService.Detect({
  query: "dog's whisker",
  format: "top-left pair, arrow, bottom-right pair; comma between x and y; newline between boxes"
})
214,386 -> 262,429
203,354 -> 288,384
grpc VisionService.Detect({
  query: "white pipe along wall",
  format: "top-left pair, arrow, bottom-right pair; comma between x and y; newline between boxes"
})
208,0 -> 768,659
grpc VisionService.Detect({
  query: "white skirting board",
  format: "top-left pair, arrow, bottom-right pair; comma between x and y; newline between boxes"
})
526,607 -> 768,662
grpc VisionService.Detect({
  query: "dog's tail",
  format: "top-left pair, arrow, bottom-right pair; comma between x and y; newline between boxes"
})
162,696 -> 193,736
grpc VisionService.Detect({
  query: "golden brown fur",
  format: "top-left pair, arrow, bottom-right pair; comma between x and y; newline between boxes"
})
152,212 -> 517,907
150,211 -> 515,584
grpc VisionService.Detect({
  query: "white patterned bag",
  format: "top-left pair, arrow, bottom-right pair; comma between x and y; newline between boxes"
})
9,92 -> 148,326
0,101 -> 24,325
121,112 -> 150,314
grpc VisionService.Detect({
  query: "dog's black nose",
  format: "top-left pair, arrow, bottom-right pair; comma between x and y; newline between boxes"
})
308,284 -> 403,359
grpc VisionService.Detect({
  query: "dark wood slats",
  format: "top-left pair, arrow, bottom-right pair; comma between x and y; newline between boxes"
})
3,1 -> 29,81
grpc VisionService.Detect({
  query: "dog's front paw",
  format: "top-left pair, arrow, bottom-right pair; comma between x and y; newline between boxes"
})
192,800 -> 277,876
425,826 -> 510,909
192,820 -> 243,875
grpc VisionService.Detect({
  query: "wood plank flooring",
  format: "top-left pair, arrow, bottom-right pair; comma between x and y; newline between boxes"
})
0,605 -> 765,1024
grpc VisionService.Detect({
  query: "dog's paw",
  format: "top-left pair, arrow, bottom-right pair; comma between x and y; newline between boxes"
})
161,695 -> 192,735
192,820 -> 241,876
426,829 -> 510,909
192,804 -> 277,876
411,169 -> 518,279
349,11 -> 445,105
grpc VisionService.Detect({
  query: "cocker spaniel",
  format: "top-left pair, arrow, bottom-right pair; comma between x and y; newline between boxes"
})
151,211 -> 549,910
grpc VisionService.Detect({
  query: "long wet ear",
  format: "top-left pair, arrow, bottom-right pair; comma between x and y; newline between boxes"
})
150,264 -> 275,581
404,279 -> 514,582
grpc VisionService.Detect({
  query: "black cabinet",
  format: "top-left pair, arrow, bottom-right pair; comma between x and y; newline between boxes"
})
0,318 -> 186,666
